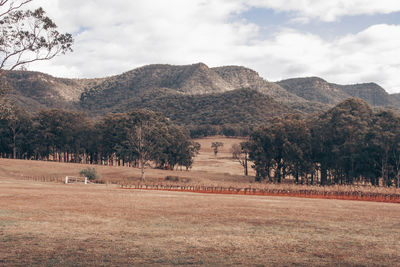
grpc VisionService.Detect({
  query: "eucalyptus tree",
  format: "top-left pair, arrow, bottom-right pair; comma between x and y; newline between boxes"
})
231,142 -> 250,176
363,110 -> 400,186
163,125 -> 200,170
125,109 -> 170,180
99,113 -> 130,165
0,103 -> 32,159
310,98 -> 374,185
0,2 -> 73,74
0,1 -> 73,99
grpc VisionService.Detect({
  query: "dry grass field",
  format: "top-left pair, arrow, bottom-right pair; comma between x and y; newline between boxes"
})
0,137 -> 400,266
192,136 -> 255,176
0,179 -> 399,266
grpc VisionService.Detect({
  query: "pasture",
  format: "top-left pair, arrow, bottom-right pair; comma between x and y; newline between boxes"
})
0,179 -> 399,266
0,137 -> 399,266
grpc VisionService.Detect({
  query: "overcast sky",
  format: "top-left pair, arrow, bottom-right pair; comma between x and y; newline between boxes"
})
27,0 -> 400,93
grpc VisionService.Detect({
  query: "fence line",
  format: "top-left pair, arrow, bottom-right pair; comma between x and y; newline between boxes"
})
12,175 -> 65,183
120,184 -> 400,203
5,176 -> 400,203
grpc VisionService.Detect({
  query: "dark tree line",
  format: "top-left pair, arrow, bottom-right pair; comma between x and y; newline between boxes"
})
246,98 -> 400,187
0,107 -> 199,177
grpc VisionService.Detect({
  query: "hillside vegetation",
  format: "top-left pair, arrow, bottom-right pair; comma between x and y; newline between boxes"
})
3,63 -> 400,130
83,88 -> 292,125
5,71 -> 105,111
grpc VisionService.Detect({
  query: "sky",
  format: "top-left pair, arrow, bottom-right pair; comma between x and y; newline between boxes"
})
25,0 -> 400,93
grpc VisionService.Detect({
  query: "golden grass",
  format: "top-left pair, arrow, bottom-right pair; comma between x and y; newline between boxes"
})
191,136 -> 256,176
0,178 -> 399,266
0,137 -> 400,265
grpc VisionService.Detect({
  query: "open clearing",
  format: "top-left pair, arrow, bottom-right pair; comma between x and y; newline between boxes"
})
0,137 -> 400,265
1,178 -> 400,266
191,136 -> 255,176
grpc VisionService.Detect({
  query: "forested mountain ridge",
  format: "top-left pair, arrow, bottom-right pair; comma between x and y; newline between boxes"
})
4,70 -> 106,111
277,77 -> 350,105
83,87 -> 292,125
277,77 -> 394,107
80,63 -> 304,109
3,63 -> 400,119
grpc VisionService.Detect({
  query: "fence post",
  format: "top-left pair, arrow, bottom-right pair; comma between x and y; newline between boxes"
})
65,176 -> 69,184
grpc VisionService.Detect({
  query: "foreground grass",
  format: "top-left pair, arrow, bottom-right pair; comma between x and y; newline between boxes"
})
0,178 -> 399,266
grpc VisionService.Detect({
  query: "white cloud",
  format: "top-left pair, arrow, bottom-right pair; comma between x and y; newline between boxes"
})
25,0 -> 400,93
246,24 -> 400,93
28,0 -> 257,77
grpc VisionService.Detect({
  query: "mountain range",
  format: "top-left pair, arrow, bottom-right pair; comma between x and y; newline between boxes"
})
4,63 -> 400,125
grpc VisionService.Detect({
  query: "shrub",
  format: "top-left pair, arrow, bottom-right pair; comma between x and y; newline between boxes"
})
164,176 -> 191,183
79,167 -> 99,181
165,176 -> 180,182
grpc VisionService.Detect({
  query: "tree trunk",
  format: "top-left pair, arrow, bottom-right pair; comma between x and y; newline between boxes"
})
140,156 -> 145,181
244,154 -> 248,176
12,128 -> 16,159
320,163 -> 327,185
12,138 -> 16,159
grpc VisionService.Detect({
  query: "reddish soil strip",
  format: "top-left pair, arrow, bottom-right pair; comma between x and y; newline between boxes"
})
121,186 -> 400,204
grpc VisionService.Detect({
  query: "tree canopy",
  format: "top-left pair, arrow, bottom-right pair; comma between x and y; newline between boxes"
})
0,0 -> 73,96
0,107 -> 200,179
246,98 -> 400,187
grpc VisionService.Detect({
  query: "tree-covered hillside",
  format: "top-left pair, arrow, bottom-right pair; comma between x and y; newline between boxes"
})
82,88 -> 293,125
3,64 -> 400,130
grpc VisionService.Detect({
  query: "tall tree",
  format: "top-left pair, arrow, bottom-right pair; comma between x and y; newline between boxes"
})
231,142 -> 250,176
311,98 -> 373,185
0,1 -> 73,96
211,142 -> 223,157
99,113 -> 129,165
125,109 -> 169,181
0,102 -> 32,159
163,125 -> 200,170
282,115 -> 312,184
363,110 -> 400,186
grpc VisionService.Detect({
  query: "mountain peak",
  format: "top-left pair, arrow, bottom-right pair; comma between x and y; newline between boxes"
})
193,62 -> 209,69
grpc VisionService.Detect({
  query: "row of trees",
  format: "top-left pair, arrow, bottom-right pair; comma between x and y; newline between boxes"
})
188,123 -> 253,138
243,98 -> 400,187
0,106 -> 199,180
